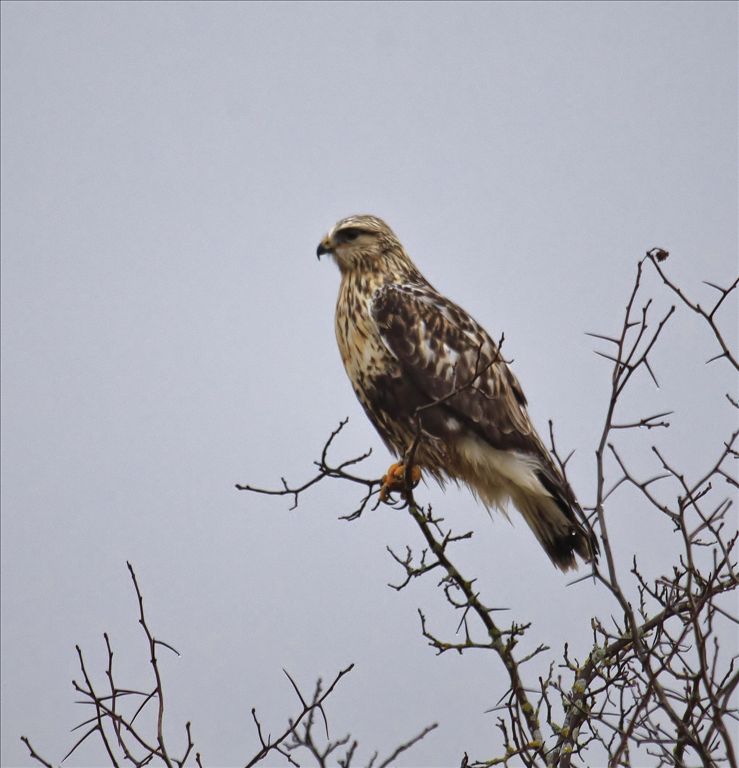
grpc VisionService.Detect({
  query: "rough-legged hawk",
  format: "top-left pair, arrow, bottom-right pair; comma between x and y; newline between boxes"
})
317,214 -> 597,571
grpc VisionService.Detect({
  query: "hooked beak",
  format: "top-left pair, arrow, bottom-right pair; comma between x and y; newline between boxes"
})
316,236 -> 332,260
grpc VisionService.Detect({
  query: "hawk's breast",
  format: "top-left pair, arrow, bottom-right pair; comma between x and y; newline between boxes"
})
335,276 -> 418,453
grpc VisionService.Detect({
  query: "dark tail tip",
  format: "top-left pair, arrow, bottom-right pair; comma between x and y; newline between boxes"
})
535,469 -> 599,571
548,524 -> 598,572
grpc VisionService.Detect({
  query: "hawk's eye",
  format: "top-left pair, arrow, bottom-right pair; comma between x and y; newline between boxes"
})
340,228 -> 361,242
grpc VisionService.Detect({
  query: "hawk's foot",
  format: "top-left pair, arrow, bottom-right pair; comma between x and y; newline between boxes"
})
379,462 -> 421,503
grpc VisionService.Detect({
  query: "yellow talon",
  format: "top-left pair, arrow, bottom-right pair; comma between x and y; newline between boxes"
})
379,461 -> 421,502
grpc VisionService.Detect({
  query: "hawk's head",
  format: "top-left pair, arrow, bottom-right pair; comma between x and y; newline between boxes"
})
317,215 -> 404,273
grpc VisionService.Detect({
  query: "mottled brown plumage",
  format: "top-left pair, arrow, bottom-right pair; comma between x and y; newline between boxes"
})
317,215 -> 597,571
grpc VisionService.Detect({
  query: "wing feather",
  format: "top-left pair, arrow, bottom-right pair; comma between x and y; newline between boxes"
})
370,283 -> 539,456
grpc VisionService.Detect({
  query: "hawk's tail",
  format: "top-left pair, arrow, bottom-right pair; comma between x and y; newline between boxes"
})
511,471 -> 598,572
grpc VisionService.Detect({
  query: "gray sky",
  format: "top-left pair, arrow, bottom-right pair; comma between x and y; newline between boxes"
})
1,2 -> 736,766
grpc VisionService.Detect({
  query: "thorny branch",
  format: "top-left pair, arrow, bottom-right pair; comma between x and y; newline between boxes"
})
645,247 -> 738,370
21,565 -> 435,768
282,688 -> 438,768
236,417 -> 381,520
245,666 -> 355,768
549,250 -> 738,768
22,562 -> 197,768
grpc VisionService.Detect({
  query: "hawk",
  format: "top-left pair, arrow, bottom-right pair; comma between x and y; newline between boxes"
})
317,215 -> 597,571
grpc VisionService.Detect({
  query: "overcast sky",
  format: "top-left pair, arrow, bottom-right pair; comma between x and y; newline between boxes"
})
1,2 -> 737,766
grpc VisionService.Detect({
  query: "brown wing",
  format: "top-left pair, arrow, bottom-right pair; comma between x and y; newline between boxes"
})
371,282 -> 598,567
370,283 -> 543,457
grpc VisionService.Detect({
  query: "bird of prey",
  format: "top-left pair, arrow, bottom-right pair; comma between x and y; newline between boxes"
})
317,215 -> 597,571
